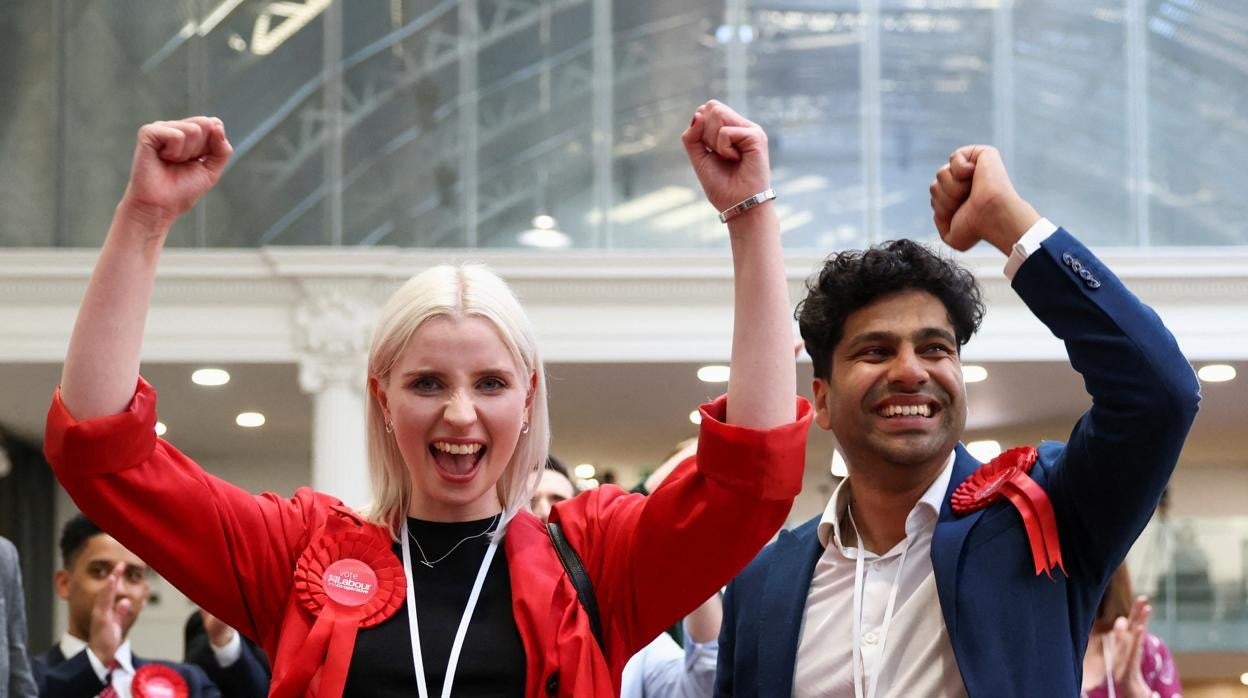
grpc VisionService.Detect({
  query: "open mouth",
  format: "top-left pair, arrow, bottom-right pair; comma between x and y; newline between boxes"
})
429,441 -> 487,481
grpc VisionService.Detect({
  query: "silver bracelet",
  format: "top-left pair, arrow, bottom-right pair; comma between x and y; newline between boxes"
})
718,188 -> 777,224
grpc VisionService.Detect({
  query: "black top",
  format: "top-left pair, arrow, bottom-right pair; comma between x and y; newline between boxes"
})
342,516 -> 526,697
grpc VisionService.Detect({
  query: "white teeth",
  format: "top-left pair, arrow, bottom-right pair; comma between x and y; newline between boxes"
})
878,404 -> 932,418
433,442 -> 483,455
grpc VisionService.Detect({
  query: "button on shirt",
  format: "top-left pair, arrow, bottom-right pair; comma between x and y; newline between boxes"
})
794,454 -> 964,698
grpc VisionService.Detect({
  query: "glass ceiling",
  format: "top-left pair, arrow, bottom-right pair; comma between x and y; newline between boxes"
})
1,0 -> 1245,249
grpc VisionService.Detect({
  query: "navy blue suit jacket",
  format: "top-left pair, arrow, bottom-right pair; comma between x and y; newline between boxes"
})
183,613 -> 269,698
715,229 -> 1201,697
32,645 -> 221,698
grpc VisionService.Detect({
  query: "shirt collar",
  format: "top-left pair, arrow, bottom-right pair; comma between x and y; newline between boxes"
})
59,634 -> 135,674
817,450 -> 956,551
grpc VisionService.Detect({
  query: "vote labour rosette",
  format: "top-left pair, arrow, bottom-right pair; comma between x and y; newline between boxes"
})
951,446 -> 1066,578
132,664 -> 188,698
281,527 -> 406,697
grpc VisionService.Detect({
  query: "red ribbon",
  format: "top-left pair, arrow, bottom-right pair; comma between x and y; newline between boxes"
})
951,446 -> 1066,579
132,664 -> 189,698
272,527 -> 406,698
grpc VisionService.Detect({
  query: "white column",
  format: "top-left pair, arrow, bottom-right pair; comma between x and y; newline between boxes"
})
295,291 -> 375,510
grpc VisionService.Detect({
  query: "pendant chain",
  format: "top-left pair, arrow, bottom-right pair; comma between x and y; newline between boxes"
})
409,514 -> 500,568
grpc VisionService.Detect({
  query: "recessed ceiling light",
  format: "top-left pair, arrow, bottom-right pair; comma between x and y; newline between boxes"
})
1197,364 -> 1236,383
235,412 -> 265,428
574,463 -> 596,479
689,409 -> 702,425
966,440 -> 1002,462
192,368 -> 230,386
154,421 -> 167,437
1240,672 -> 1248,686
517,227 -> 572,249
697,365 -> 730,383
962,365 -> 988,383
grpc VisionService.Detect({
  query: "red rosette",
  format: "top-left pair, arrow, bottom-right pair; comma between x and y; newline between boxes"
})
274,527 -> 405,698
952,446 -> 1066,579
132,664 -> 188,698
293,527 -> 405,626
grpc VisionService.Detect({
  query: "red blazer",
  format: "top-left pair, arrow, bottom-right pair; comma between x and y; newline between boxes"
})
46,379 -> 810,697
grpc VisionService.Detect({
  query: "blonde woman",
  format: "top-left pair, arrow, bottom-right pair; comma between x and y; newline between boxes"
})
45,101 -> 808,697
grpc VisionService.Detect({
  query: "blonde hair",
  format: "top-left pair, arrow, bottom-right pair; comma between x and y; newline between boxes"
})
362,264 -> 550,540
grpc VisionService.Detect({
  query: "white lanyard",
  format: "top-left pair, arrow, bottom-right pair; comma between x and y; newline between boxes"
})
401,524 -> 499,698
849,509 -> 911,698
1100,634 -> 1117,698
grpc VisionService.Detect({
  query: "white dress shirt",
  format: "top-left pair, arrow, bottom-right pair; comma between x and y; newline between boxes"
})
793,219 -> 1057,697
794,454 -> 964,698
620,623 -> 717,698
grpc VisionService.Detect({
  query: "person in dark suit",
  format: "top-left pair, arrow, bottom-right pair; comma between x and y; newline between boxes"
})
182,610 -> 268,698
715,146 -> 1201,697
32,514 -> 220,698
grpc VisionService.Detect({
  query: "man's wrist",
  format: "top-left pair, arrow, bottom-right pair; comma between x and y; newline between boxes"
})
986,195 -> 1041,255
210,630 -> 243,667
208,626 -> 236,649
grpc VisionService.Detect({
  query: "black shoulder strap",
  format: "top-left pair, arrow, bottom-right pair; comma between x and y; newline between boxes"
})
546,521 -> 604,651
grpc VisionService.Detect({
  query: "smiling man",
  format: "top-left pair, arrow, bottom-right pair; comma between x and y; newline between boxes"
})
714,146 -> 1201,697
32,515 -> 222,698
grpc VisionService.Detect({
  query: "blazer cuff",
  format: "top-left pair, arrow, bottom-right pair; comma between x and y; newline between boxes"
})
45,378 -> 159,478
694,395 -> 812,500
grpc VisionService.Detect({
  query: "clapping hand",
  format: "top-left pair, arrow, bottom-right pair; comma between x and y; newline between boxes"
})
87,563 -> 135,667
1107,596 -> 1155,698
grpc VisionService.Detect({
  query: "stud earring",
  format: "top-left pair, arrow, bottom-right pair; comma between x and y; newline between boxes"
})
385,419 -> 394,433
521,421 -> 530,435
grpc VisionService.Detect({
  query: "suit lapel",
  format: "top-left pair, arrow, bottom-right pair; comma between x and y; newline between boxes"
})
931,445 -> 984,646
43,645 -> 67,666
757,517 -> 822,697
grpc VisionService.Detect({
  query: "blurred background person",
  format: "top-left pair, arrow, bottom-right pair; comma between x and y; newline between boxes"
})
32,515 -> 219,698
1,535 -> 36,698
183,609 -> 269,698
532,443 -> 719,697
529,456 -> 576,525
1083,566 -> 1181,698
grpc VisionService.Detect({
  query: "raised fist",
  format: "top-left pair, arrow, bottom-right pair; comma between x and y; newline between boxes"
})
121,117 -> 233,229
930,145 -> 1038,254
681,101 -> 772,216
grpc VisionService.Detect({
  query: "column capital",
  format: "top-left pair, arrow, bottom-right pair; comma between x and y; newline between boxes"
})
294,290 -> 374,395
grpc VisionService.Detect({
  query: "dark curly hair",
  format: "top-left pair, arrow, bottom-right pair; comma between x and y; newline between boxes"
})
59,513 -> 103,568
796,239 -> 985,379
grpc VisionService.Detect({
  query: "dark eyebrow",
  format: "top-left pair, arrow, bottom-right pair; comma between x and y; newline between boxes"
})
843,330 -> 899,349
842,328 -> 957,350
915,327 -> 958,346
